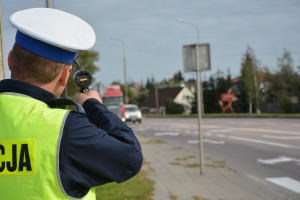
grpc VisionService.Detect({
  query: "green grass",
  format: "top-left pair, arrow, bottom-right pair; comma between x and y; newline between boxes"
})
143,139 -> 166,144
170,156 -> 228,169
203,113 -> 300,118
95,170 -> 154,200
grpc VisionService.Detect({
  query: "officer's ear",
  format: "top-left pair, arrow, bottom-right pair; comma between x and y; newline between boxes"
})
59,65 -> 72,87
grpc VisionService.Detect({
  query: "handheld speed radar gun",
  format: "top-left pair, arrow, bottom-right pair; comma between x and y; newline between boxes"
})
74,69 -> 93,93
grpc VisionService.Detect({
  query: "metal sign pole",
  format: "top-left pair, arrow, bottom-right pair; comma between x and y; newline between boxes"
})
194,24 -> 205,175
177,18 -> 205,175
195,44 -> 204,175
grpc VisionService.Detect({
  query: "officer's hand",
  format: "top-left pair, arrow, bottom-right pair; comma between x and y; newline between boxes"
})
74,90 -> 103,105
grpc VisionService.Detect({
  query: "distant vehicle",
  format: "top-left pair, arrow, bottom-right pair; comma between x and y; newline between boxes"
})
123,104 -> 142,124
102,85 -> 125,118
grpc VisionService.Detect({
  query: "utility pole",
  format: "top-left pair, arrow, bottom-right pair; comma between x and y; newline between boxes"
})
155,86 -> 159,114
111,38 -> 128,103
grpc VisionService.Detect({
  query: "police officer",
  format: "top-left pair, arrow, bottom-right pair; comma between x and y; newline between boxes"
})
0,8 -> 143,199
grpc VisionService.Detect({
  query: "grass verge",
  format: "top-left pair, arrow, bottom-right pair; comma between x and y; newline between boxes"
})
95,166 -> 154,200
144,113 -> 300,118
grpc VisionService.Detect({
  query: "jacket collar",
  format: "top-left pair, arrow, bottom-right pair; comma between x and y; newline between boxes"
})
0,79 -> 55,102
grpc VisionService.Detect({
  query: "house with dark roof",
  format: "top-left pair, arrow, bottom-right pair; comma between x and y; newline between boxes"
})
141,86 -> 194,114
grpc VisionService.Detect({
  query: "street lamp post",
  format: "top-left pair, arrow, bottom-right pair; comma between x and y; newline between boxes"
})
46,0 -> 52,8
177,18 -> 204,175
111,38 -> 128,103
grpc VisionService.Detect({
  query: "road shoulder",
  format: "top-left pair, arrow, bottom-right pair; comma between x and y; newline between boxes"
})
137,133 -> 283,200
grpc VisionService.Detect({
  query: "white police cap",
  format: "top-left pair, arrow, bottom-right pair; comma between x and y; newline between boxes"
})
9,8 -> 96,64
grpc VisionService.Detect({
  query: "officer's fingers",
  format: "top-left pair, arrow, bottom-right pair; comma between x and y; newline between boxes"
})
74,90 -> 102,105
74,92 -> 88,105
85,90 -> 103,104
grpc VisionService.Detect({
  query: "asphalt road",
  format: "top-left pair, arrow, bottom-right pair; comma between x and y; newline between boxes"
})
130,117 -> 300,199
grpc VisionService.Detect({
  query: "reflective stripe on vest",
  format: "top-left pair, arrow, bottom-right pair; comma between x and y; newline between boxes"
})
0,93 -> 95,200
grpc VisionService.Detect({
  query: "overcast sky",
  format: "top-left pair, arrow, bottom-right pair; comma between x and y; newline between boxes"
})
1,0 -> 300,86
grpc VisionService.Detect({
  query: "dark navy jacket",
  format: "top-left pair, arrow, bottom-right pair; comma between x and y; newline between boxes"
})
0,79 -> 143,198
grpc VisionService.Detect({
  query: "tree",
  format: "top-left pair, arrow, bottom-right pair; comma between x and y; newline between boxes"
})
240,46 -> 261,113
172,71 -> 184,83
135,87 -> 148,106
145,75 -> 156,90
264,49 -> 300,112
63,50 -> 100,98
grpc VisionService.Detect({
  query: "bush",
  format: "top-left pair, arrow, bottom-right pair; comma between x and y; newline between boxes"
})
165,98 -> 184,114
279,95 -> 292,113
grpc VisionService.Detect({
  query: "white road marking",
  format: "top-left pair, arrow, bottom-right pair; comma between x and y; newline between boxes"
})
203,125 -> 219,129
204,139 -> 225,144
210,129 -> 232,133
227,127 -> 300,136
291,123 -> 300,127
187,139 -> 224,144
187,140 -> 199,144
154,132 -> 179,136
228,136 -> 300,150
217,134 -> 225,138
258,156 -> 300,165
263,135 -> 300,140
266,177 -> 300,194
203,125 -> 300,136
133,127 -> 147,131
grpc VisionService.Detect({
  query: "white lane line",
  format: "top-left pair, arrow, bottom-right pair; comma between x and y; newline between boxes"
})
204,139 -> 225,144
228,136 -> 300,150
210,129 -> 232,133
187,140 -> 199,144
217,134 -> 225,138
258,156 -> 300,165
291,123 -> 300,127
187,139 -> 225,144
154,132 -> 179,136
227,127 -> 300,135
133,128 -> 147,131
205,125 -> 300,136
203,125 -> 219,129
263,135 -> 300,140
266,177 -> 300,194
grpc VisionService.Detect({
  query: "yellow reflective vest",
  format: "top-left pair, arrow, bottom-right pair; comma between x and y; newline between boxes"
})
0,93 -> 95,199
